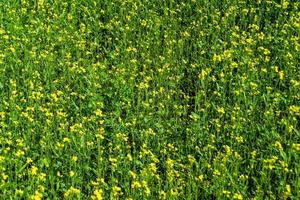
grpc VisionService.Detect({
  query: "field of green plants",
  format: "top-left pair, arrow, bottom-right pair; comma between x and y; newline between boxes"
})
0,0 -> 300,199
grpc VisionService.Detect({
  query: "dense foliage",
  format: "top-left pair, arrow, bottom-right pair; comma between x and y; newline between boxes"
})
0,0 -> 299,199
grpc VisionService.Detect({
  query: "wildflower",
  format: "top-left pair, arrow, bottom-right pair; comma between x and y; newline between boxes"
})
170,188 -> 179,197
30,191 -> 43,200
166,158 -> 175,168
159,191 -> 166,199
95,109 -> 103,117
279,71 -> 284,80
26,157 -> 33,164
284,184 -> 292,197
274,141 -> 283,151
131,181 -> 141,189
148,163 -> 157,173
233,193 -> 243,200
72,156 -> 78,162
187,155 -> 196,165
63,137 -> 71,143
142,181 -> 151,196
64,186 -> 80,197
91,189 -> 103,200
217,107 -> 225,115
57,171 -> 62,177
30,166 -> 38,175
289,105 -> 300,115
235,136 -> 244,143
197,175 -> 204,182
15,189 -> 24,195
213,54 -> 222,62
70,171 -> 75,177
96,127 -> 105,139
112,186 -> 122,197
213,169 -> 221,177
282,0 -> 289,9
0,28 -> 5,34
292,143 -> 300,151
38,173 -> 46,181
16,150 -> 25,157
198,68 -> 211,80
222,190 -> 231,197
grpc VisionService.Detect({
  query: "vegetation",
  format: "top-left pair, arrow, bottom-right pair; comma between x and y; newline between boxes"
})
0,0 -> 299,199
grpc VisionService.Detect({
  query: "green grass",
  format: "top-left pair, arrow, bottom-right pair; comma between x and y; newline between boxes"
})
0,0 -> 300,199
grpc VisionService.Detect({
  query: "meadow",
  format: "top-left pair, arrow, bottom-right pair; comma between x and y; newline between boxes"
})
0,0 -> 300,199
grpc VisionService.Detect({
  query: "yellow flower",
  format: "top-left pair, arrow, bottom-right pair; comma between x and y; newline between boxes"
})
15,189 -> 24,195
112,186 -> 122,197
63,137 -> 71,143
38,173 -> 46,181
279,71 -> 284,80
91,189 -> 103,200
64,186 -> 81,197
290,105 -> 300,115
170,188 -> 179,197
235,136 -> 244,143
222,190 -> 231,197
70,171 -> 75,177
127,153 -> 133,161
217,107 -> 225,115
292,143 -> 300,151
197,175 -> 204,182
129,170 -> 136,179
233,193 -> 243,200
159,191 -> 166,199
0,28 -> 5,34
282,0 -> 289,9
284,184 -> 291,197
16,150 -> 25,157
166,158 -> 175,168
187,155 -> 196,164
30,166 -> 38,175
274,141 -> 283,151
131,181 -> 141,189
95,109 -> 103,117
27,157 -> 33,164
213,169 -> 221,177
30,191 -> 43,200
72,156 -> 78,162
213,54 -> 222,62
142,181 -> 150,196
57,171 -> 62,177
